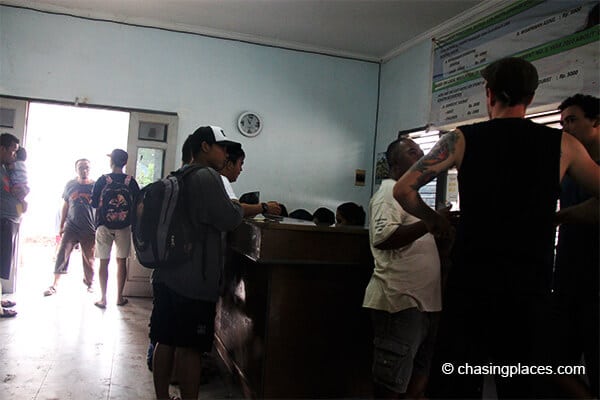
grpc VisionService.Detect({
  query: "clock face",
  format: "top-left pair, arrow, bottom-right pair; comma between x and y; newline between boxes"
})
238,112 -> 262,137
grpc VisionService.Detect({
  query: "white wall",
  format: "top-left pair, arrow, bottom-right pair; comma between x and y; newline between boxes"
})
0,6 -> 379,214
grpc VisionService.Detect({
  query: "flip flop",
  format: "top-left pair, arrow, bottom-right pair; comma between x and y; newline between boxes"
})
116,298 -> 129,306
94,301 -> 106,309
1,300 -> 16,308
0,309 -> 17,318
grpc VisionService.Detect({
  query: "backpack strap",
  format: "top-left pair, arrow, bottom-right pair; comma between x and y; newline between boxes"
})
170,164 -> 204,179
99,175 -> 110,208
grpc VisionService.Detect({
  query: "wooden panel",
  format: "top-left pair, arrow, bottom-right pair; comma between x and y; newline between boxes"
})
228,219 -> 371,264
217,219 -> 374,398
262,263 -> 373,398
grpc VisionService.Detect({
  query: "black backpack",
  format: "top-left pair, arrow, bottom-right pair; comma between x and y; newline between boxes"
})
99,174 -> 133,229
132,165 -> 203,269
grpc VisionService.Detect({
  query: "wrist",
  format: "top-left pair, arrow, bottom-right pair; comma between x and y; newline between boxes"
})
261,202 -> 268,214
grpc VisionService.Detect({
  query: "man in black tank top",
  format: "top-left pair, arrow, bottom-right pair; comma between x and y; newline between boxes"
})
393,58 -> 600,398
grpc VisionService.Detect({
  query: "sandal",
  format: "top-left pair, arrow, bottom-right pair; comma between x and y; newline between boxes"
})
1,300 -> 16,308
43,286 -> 57,296
0,309 -> 17,318
116,298 -> 129,306
94,301 -> 106,309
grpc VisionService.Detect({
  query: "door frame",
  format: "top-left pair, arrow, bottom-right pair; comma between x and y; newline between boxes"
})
1,95 -> 179,297
124,111 -> 179,297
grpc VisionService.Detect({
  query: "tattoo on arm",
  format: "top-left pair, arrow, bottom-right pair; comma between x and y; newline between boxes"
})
410,171 -> 437,190
409,131 -> 459,189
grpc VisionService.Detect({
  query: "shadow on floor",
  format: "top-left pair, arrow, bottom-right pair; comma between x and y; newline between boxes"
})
0,240 -> 243,400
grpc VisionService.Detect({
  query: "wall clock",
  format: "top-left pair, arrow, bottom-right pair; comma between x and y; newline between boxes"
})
237,111 -> 263,137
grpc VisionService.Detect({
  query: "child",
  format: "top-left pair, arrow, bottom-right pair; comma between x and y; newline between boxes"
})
9,147 -> 29,215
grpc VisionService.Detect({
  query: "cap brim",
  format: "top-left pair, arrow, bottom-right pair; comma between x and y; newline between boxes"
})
216,140 -> 239,146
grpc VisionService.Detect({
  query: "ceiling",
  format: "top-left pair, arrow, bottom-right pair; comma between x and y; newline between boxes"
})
1,0 -> 491,62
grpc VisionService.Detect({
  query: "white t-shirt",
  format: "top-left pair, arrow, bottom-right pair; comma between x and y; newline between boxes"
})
362,179 -> 441,313
221,175 -> 237,200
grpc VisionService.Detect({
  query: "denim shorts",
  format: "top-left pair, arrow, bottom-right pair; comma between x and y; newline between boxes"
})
371,307 -> 439,394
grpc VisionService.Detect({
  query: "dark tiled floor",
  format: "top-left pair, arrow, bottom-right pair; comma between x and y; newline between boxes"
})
0,241 -> 242,400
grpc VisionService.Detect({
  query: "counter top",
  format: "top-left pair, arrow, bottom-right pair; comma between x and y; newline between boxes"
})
228,217 -> 371,264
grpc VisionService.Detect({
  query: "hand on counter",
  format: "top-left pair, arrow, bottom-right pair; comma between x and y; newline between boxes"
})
265,201 -> 282,215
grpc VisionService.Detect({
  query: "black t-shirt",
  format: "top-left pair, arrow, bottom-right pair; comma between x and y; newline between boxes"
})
62,179 -> 96,236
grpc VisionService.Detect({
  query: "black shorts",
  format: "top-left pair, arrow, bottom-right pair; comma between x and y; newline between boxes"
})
149,282 -> 216,351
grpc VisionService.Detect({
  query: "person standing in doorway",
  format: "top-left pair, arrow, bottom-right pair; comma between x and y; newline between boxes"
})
0,133 -> 25,318
91,149 -> 139,308
43,159 -> 96,297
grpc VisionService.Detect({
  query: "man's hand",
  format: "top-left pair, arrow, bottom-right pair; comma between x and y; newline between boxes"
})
424,211 -> 454,240
434,204 -> 458,256
266,201 -> 282,215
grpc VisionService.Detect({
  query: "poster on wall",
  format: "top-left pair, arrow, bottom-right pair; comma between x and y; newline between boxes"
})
374,152 -> 389,185
430,0 -> 599,127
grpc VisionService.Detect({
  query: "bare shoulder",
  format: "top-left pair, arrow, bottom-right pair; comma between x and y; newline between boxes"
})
560,131 -> 585,160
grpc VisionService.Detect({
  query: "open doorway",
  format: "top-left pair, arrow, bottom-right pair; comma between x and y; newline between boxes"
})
18,103 -> 129,298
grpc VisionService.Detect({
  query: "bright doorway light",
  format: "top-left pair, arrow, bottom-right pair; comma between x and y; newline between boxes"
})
21,103 -> 129,238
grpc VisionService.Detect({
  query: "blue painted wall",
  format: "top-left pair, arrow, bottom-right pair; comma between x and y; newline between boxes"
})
0,6 -> 379,214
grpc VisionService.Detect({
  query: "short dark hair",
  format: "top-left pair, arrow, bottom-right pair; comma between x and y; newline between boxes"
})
386,137 -> 411,168
481,57 -> 538,106
75,158 -> 89,168
109,149 -> 128,168
313,207 -> 335,226
226,143 -> 245,164
0,133 -> 19,148
279,203 -> 288,217
181,135 -> 193,164
558,94 -> 599,120
337,202 -> 366,226
289,208 -> 313,221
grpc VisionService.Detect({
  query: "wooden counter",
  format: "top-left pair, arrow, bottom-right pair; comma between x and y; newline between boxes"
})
215,217 -> 374,398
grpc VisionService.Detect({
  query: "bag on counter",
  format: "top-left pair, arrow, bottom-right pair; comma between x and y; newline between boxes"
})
132,165 -> 203,269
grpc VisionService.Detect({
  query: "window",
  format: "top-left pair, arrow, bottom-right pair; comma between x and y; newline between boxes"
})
401,127 -> 442,208
526,109 -> 561,128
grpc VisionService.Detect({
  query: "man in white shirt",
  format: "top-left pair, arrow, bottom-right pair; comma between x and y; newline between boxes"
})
364,137 -> 445,398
